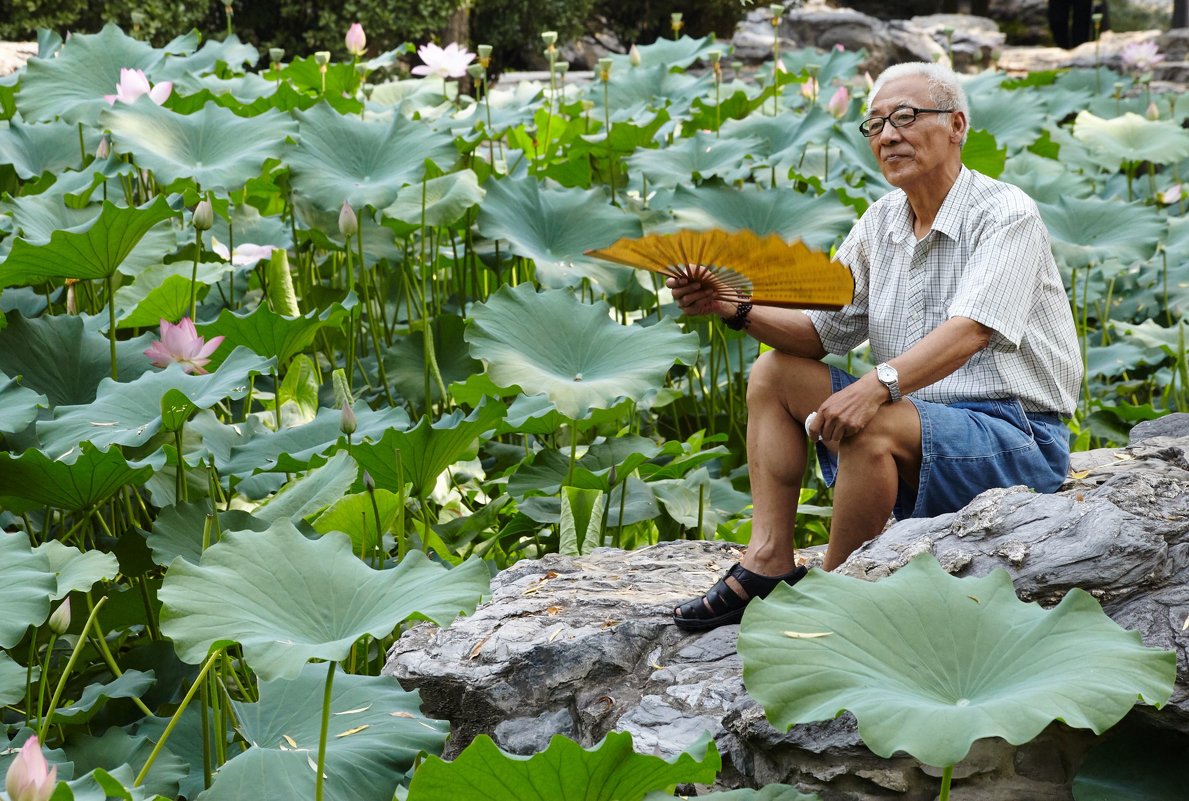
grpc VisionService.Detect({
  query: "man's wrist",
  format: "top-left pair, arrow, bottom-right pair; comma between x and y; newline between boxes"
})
723,301 -> 753,331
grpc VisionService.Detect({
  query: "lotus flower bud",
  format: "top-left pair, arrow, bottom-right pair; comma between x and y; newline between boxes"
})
1146,101 -> 1160,120
5,736 -> 57,801
338,201 -> 358,238
314,51 -> 331,68
826,85 -> 849,118
541,31 -> 558,47
269,47 -> 285,64
65,280 -> 78,315
48,598 -> 71,635
192,197 -> 213,232
95,134 -> 111,160
629,44 -> 642,67
345,23 -> 366,57
340,401 -> 357,435
363,470 -> 375,493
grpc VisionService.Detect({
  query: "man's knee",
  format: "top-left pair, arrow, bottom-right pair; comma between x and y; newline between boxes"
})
746,351 -> 829,408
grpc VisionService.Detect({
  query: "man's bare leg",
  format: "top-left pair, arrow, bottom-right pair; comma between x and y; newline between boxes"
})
822,400 -> 922,570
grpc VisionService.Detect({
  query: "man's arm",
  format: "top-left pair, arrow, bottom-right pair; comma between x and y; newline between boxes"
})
810,315 -> 991,443
667,280 -> 828,359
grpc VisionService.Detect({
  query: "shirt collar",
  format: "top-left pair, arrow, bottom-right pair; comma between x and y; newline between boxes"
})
886,166 -> 971,245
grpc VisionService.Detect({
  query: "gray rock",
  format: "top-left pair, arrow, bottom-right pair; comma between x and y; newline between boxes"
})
0,42 -> 35,78
910,13 -> 1007,71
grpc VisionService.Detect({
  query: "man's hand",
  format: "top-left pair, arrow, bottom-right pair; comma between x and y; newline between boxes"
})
667,276 -> 724,317
805,373 -> 889,444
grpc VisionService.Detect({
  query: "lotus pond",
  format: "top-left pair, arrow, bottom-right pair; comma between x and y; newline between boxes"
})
0,20 -> 1186,801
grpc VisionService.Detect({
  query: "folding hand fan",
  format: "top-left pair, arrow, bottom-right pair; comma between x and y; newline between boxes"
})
585,229 -> 854,310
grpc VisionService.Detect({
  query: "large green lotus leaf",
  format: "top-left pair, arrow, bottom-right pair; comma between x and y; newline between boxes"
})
1072,111 -> 1189,169
158,521 -> 490,680
0,532 -> 55,648
37,348 -> 274,458
221,402 -> 409,478
351,400 -> 506,499
312,488 -> 403,554
196,302 -> 349,370
0,312 -> 154,407
960,128 -> 1006,180
0,372 -> 46,434
15,24 -> 162,125
253,451 -> 359,525
1165,214 -> 1189,259
146,502 -> 273,567
284,103 -> 456,212
738,554 -> 1177,768
0,652 -> 24,706
102,99 -> 295,194
627,131 -> 760,187
0,444 -> 154,511
662,184 -> 855,252
466,284 -> 698,419
115,260 -> 233,329
779,46 -> 868,93
0,197 -> 177,286
603,65 -> 711,116
407,731 -> 720,801
381,169 -> 485,229
474,174 -> 642,269
35,539 -> 119,599
4,192 -> 98,244
155,35 -> 259,84
718,106 -> 835,167
1000,151 -> 1095,204
645,787 -> 820,801
201,664 -> 447,801
62,727 -> 187,800
608,34 -> 719,71
51,670 -> 156,724
507,435 -> 663,497
0,118 -> 96,179
48,765 -> 172,801
1086,340 -> 1165,378
968,89 -> 1048,151
1039,196 -> 1165,270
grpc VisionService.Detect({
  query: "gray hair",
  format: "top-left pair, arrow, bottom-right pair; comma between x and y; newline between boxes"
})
869,62 -> 971,145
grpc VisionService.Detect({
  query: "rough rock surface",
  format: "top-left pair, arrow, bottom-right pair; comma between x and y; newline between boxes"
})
0,42 -> 35,77
387,415 -> 1189,799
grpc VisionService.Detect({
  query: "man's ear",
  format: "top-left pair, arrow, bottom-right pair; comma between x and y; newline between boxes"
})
950,110 -> 968,142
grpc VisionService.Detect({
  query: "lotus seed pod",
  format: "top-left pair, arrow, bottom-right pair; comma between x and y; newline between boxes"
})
541,31 -> 558,47
314,51 -> 331,67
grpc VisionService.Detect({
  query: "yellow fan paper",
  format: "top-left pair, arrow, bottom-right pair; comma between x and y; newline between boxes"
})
586,229 -> 854,310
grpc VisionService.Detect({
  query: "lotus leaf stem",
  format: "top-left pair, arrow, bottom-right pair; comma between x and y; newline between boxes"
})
939,764 -> 954,800
39,596 -> 108,743
315,660 -> 335,801
106,274 -> 118,380
135,647 -> 222,787
85,594 -> 154,717
35,632 -> 56,735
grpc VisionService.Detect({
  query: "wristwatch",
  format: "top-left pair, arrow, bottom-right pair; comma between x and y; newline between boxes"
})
875,362 -> 901,403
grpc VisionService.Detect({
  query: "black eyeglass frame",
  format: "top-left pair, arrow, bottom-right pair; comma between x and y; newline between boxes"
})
858,106 -> 953,137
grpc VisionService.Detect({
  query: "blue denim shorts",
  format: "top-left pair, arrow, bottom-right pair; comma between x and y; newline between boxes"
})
816,367 -> 1071,520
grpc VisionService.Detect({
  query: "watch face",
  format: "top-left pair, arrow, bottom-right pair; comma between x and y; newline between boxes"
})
878,364 -> 895,382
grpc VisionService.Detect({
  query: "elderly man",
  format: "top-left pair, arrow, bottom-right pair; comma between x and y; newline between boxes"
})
669,62 -> 1082,631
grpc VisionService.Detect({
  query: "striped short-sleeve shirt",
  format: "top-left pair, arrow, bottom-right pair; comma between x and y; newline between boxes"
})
806,167 -> 1082,416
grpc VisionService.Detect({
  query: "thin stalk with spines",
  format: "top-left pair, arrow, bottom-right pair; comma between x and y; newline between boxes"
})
39,597 -> 108,742
135,649 -> 223,787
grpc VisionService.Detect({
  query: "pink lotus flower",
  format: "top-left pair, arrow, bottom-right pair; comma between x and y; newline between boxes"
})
104,68 -> 172,105
144,318 -> 224,374
411,42 -> 475,79
210,239 -> 277,266
826,85 -> 849,118
5,736 -> 57,801
800,76 -> 817,100
1120,40 -> 1164,72
345,23 -> 367,57
1158,183 -> 1182,205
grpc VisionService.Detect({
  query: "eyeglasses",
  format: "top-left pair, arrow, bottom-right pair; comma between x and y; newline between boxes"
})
859,106 -> 952,137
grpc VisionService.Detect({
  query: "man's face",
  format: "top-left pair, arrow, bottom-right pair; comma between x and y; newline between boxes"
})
866,75 -> 964,191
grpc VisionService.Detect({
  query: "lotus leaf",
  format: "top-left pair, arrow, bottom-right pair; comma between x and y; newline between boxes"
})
37,347 -> 274,458
0,118 -> 96,180
1072,111 -> 1189,169
35,539 -> 120,598
51,670 -> 156,724
0,372 -> 46,434
350,400 -> 506,498
15,23 -> 161,125
285,103 -> 456,212
381,169 -> 485,229
253,451 -> 359,524
0,197 -> 176,286
62,728 -> 187,800
383,313 -> 483,407
115,260 -> 234,329
738,554 -> 1176,767
407,731 -> 720,801
662,184 -> 855,253
1000,151 -> 1095,203
197,301 -> 350,369
0,312 -> 154,406
627,131 -> 760,187
718,106 -> 835,168
158,521 -> 490,680
0,442 -> 156,513
465,284 -> 699,419
475,174 -> 642,269
602,65 -> 711,117
968,89 -> 1048,152
199,664 -> 448,801
313,488 -> 405,554
1039,195 -> 1165,270
959,129 -> 1006,179
0,652 -> 24,706
102,99 -> 295,194
146,502 -> 274,567
0,531 -> 56,647
609,34 -> 719,71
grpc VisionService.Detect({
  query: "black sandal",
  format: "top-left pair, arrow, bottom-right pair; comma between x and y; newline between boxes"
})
673,563 -> 808,631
